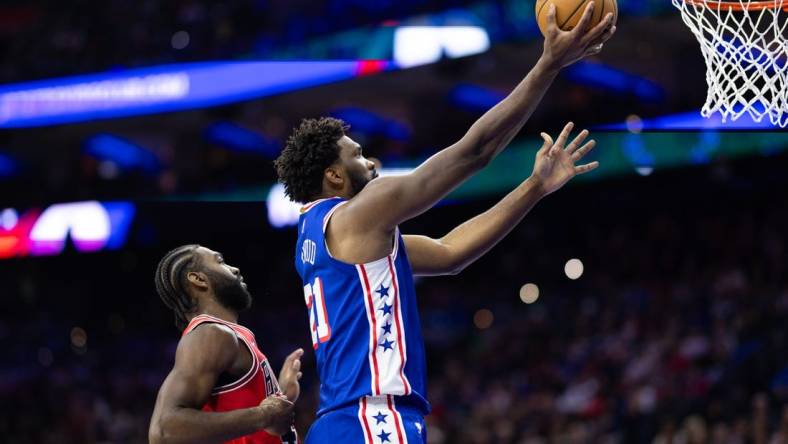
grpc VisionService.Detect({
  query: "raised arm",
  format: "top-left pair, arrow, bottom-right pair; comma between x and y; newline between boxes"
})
336,4 -> 615,237
148,324 -> 294,444
405,123 -> 598,276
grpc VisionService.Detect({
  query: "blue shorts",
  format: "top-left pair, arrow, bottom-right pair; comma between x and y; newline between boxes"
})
305,395 -> 427,444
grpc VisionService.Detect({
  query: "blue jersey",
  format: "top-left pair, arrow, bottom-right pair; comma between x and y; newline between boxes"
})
294,198 -> 430,417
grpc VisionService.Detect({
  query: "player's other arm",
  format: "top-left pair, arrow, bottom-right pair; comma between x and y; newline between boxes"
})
405,123 -> 598,276
337,4 -> 615,233
148,324 -> 294,444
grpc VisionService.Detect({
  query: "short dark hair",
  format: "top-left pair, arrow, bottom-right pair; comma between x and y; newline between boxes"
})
154,244 -> 202,330
274,117 -> 349,203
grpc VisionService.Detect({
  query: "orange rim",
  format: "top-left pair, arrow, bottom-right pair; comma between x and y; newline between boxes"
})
681,0 -> 788,11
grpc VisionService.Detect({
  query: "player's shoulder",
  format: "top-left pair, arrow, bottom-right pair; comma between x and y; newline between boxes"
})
300,197 -> 345,217
178,321 -> 241,361
172,320 -> 244,373
189,320 -> 238,339
299,197 -> 348,238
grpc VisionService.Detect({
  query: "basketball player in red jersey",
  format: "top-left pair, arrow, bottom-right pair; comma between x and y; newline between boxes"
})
149,244 -> 302,444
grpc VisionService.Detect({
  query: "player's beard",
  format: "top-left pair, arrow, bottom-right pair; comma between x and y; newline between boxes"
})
207,269 -> 252,312
348,168 -> 377,197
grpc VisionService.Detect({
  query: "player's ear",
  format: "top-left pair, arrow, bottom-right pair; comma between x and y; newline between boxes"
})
324,165 -> 344,187
186,271 -> 210,290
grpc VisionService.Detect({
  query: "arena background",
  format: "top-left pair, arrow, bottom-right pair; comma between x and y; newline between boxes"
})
1,1 -> 787,443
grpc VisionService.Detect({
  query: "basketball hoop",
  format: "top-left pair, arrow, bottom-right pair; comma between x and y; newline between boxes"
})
672,0 -> 788,127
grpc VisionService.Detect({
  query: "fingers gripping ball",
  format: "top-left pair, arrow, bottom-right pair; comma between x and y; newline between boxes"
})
536,0 -> 618,35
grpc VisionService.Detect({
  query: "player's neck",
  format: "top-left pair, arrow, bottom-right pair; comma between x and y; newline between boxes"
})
317,191 -> 347,201
318,183 -> 353,200
195,300 -> 239,324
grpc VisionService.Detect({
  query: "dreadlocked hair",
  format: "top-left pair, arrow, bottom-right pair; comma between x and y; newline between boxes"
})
154,244 -> 202,330
274,117 -> 349,203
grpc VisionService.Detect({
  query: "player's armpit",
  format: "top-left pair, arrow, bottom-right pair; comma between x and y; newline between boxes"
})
334,148 -> 488,234
328,149 -> 489,263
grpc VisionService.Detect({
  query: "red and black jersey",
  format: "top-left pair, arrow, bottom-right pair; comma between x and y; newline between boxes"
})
182,314 -> 294,444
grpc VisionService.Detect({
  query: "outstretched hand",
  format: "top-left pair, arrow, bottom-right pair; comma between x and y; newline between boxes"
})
278,348 -> 303,403
531,122 -> 598,195
542,2 -> 616,69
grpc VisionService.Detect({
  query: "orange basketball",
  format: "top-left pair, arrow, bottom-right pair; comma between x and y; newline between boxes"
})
535,0 -> 618,36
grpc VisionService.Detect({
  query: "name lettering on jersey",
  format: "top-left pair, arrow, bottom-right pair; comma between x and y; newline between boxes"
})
301,239 -> 317,265
261,359 -> 279,397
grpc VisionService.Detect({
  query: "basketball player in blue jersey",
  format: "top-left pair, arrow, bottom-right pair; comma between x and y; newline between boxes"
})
274,4 -> 615,443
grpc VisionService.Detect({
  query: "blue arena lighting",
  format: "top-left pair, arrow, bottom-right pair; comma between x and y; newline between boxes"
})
0,152 -> 19,178
596,110 -> 781,131
0,61 -> 396,128
449,83 -> 505,113
622,133 -> 655,175
331,107 -> 411,141
771,366 -> 788,391
84,134 -> 160,173
103,202 -> 136,250
204,122 -> 281,158
564,62 -> 665,102
689,132 -> 721,165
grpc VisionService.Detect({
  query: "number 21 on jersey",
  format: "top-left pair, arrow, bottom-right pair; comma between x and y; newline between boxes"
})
304,277 -> 331,349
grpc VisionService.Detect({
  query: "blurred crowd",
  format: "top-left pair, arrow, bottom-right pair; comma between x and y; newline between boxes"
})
2,157 -> 788,444
421,207 -> 788,444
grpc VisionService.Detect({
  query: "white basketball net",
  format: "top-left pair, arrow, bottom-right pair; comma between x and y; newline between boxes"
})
672,0 -> 788,127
